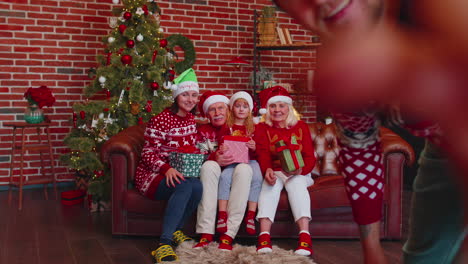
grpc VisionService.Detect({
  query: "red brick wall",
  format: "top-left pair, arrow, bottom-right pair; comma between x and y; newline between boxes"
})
0,0 -> 317,184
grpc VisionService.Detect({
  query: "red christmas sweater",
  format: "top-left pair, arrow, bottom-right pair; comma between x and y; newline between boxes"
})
197,123 -> 230,160
254,121 -> 316,176
135,108 -> 198,199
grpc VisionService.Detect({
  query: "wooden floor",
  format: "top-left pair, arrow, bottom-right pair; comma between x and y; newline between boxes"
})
0,187 -> 411,264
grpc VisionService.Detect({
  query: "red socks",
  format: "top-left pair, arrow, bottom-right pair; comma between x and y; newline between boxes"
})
244,210 -> 256,235
218,234 -> 233,251
193,233 -> 213,249
216,211 -> 228,234
256,232 -> 272,253
294,231 -> 313,256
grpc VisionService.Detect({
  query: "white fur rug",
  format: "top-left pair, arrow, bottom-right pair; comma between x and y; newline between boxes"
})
161,241 -> 317,264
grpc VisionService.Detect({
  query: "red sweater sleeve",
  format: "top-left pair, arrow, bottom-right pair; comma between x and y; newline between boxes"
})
253,123 -> 273,175
298,121 -> 316,176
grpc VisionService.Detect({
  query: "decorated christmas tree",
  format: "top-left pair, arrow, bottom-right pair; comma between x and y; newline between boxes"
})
60,0 -> 196,204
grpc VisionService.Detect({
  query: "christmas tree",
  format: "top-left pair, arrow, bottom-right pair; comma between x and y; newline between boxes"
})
60,0 -> 196,204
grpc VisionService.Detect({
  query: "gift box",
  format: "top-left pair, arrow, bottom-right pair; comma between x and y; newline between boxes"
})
169,146 -> 207,178
61,190 -> 86,206
222,135 -> 250,165
275,135 -> 304,172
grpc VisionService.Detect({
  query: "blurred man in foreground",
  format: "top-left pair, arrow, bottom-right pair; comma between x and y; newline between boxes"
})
272,0 -> 467,263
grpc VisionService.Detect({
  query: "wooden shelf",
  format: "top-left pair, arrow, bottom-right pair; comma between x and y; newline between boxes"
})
256,42 -> 321,51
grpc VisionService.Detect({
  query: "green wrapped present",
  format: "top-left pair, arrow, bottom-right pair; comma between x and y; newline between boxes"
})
169,150 -> 207,178
275,135 -> 304,173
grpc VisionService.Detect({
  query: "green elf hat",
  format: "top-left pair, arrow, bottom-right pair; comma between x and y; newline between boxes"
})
171,68 -> 199,99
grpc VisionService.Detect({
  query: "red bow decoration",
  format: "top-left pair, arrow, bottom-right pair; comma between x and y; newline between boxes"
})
177,145 -> 200,154
276,136 -> 301,170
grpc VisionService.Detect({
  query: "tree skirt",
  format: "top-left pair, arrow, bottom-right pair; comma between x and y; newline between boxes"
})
160,241 -> 318,264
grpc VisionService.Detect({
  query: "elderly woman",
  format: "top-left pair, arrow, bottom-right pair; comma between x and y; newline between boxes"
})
254,86 -> 316,256
134,69 -> 203,263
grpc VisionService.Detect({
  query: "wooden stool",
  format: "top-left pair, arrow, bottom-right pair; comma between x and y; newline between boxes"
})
5,122 -> 57,210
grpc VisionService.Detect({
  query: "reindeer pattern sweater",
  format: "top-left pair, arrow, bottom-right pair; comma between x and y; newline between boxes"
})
135,108 -> 198,199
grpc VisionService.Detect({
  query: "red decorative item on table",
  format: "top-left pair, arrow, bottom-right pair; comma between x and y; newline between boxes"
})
23,85 -> 56,109
222,135 -> 250,165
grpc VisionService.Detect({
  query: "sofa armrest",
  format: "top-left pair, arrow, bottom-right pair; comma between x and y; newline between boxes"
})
380,126 -> 415,166
100,123 -> 146,181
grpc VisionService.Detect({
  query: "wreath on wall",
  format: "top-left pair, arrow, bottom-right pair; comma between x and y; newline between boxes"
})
167,34 -> 196,74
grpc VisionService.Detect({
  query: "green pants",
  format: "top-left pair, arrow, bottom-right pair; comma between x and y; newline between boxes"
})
403,140 -> 465,264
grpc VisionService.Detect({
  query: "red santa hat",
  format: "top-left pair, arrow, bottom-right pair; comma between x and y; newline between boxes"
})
229,91 -> 253,111
198,91 -> 230,117
258,85 -> 292,114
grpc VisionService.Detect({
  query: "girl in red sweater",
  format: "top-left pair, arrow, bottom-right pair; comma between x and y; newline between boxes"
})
254,86 -> 316,256
216,92 -> 263,242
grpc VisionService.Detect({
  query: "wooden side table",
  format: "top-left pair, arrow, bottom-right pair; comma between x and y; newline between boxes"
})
4,122 -> 57,210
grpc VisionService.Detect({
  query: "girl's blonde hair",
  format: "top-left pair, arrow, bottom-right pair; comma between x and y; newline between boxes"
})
264,103 -> 300,128
227,98 -> 255,136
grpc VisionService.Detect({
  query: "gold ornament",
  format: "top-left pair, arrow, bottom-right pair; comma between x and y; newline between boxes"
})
130,102 -> 141,115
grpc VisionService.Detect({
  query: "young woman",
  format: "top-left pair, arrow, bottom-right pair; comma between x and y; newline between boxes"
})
216,91 -> 263,240
254,86 -> 316,256
134,69 -> 203,263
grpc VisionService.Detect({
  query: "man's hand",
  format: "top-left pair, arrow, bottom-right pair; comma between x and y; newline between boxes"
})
165,168 -> 185,188
216,144 -> 234,167
265,168 -> 277,186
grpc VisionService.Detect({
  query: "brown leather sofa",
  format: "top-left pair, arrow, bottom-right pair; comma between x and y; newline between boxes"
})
101,122 -> 414,239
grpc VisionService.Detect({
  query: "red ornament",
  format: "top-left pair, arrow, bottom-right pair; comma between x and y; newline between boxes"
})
118,24 -> 127,34
121,54 -> 132,65
150,82 -> 159,90
145,100 -> 153,113
126,86 -> 130,91
105,89 -> 111,99
80,110 -> 85,119
103,108 -> 109,112
126,40 -> 135,48
159,39 -> 168,48
123,12 -> 132,20
138,117 -> 143,125
169,69 -> 175,81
